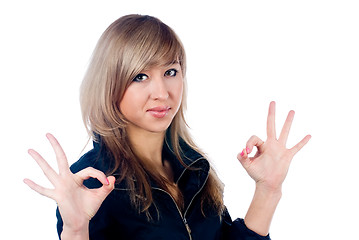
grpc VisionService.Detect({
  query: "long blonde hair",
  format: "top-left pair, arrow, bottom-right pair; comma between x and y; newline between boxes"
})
80,14 -> 224,217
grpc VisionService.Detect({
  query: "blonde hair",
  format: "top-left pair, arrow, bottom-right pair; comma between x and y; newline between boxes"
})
80,14 -> 224,217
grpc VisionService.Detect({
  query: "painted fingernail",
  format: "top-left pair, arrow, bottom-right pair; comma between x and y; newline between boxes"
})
106,178 -> 110,185
246,147 -> 250,154
240,150 -> 244,157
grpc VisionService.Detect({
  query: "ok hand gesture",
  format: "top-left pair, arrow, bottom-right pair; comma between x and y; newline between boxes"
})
24,134 -> 115,238
237,102 -> 311,192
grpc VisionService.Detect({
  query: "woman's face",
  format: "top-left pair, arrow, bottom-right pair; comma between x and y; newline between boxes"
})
119,63 -> 183,134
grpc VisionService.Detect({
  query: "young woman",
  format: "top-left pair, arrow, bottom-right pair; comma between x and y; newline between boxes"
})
24,14 -> 311,240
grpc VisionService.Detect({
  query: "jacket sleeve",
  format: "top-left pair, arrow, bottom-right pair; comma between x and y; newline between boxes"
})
56,207 -> 63,239
222,209 -> 271,240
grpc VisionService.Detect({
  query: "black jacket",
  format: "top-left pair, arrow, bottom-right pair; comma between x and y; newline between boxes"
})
56,139 -> 270,240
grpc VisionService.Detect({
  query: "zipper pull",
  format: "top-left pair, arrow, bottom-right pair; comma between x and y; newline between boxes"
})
184,218 -> 191,234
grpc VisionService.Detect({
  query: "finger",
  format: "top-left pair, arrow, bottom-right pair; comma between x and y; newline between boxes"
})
94,176 -> 116,198
105,176 -> 116,188
46,133 -> 69,174
75,167 -> 109,186
23,178 -> 55,199
267,101 -> 276,139
237,148 -> 250,168
246,135 -> 264,154
28,149 -> 59,186
278,110 -> 295,145
290,135 -> 311,156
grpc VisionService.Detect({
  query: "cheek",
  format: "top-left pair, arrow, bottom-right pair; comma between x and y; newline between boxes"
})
171,79 -> 184,103
119,87 -> 142,116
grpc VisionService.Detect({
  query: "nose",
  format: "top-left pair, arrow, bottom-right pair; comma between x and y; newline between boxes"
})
150,76 -> 169,100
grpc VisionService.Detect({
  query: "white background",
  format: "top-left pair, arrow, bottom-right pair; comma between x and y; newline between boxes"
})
1,0 -> 358,239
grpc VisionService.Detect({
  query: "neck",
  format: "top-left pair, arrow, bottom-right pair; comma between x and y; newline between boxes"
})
127,124 -> 166,167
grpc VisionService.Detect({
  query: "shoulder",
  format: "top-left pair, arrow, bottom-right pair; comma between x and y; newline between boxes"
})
69,141 -> 110,189
70,148 -> 100,173
70,140 -> 112,172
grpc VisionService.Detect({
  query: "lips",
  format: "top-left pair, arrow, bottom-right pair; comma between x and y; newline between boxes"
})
147,106 -> 171,118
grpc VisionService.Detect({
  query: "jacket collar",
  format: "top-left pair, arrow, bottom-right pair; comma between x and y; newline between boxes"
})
161,133 -> 210,210
162,135 -> 209,185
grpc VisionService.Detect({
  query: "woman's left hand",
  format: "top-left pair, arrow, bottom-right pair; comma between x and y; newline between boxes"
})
237,101 -> 311,192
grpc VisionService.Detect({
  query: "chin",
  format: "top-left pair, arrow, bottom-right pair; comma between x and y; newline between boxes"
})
127,116 -> 174,134
147,124 -> 171,133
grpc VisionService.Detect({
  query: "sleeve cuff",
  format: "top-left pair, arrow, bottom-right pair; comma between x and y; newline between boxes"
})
229,218 -> 271,240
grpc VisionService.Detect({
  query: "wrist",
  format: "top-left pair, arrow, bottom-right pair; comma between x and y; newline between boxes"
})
255,182 -> 283,197
61,224 -> 89,240
244,183 -> 282,236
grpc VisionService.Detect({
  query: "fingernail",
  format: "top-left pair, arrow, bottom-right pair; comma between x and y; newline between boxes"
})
106,178 -> 110,185
240,150 -> 244,157
246,147 -> 250,154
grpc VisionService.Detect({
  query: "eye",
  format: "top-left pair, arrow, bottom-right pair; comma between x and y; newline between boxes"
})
164,69 -> 178,77
133,73 -> 148,82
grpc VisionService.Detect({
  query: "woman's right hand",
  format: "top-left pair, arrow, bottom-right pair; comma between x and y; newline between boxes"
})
24,133 -> 115,239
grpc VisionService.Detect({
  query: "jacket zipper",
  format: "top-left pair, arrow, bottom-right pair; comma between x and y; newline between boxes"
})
183,217 -> 191,238
153,188 -> 192,240
148,154 -> 211,240
182,170 -> 209,239
152,157 -> 210,240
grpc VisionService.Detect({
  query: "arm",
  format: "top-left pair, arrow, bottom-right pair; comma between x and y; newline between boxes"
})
237,102 -> 311,236
243,185 -> 282,236
23,133 -> 115,240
